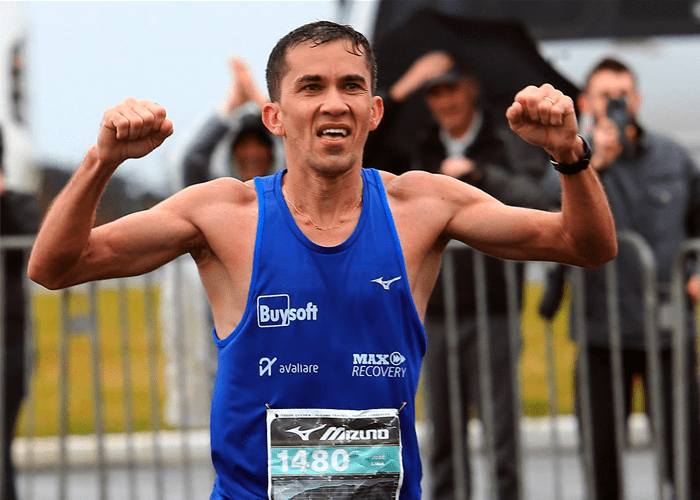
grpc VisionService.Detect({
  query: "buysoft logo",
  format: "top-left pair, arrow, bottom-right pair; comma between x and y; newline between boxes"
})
257,294 -> 319,328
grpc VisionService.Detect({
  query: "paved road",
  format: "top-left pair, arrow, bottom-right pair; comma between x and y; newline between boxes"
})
17,463 -> 216,500
426,447 -> 658,500
523,448 -> 658,500
13,416 -> 662,500
17,447 -> 660,500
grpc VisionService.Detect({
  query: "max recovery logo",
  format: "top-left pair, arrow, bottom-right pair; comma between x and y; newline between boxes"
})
257,294 -> 319,328
352,352 -> 407,378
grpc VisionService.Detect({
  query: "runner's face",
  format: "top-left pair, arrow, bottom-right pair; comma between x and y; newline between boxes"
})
267,39 -> 382,177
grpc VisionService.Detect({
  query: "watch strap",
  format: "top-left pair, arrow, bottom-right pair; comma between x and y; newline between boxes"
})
549,135 -> 591,175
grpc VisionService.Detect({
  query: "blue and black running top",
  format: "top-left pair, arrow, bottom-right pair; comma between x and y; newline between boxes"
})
209,168 -> 427,500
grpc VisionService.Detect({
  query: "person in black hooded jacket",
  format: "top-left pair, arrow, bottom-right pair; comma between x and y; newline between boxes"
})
369,50 -> 560,500
1,124 -> 40,500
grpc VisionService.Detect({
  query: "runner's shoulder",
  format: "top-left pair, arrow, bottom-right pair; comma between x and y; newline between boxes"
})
177,176 -> 258,207
378,169 -> 458,203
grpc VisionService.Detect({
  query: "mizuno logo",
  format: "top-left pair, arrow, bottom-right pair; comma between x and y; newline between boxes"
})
285,424 -> 326,441
371,276 -> 402,290
319,427 -> 390,442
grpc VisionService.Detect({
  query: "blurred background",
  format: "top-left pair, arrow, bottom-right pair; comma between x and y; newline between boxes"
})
3,1 -> 699,208
2,1 -> 700,499
1,1 -> 358,212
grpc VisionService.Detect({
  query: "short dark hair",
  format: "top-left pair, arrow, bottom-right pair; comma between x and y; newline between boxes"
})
266,20 -> 377,102
584,57 -> 637,91
232,113 -> 274,153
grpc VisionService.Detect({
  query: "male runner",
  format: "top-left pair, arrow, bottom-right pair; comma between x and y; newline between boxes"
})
28,21 -> 615,500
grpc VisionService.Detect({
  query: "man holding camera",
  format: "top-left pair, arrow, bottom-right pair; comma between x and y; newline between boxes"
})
573,57 -> 700,499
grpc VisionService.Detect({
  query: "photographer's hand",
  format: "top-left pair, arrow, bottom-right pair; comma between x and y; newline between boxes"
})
590,117 -> 623,172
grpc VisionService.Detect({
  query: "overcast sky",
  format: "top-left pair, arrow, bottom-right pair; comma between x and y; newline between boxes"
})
18,2 -> 700,197
20,1 -> 376,195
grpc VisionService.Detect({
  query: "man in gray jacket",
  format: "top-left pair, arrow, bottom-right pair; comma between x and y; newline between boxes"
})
544,57 -> 700,499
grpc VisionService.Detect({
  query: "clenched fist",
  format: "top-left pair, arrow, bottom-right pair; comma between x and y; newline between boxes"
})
96,98 -> 174,168
506,83 -> 581,164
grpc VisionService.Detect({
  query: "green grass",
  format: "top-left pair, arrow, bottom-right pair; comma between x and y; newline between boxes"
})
519,282 -> 577,416
19,287 -> 165,437
18,281 -> 641,436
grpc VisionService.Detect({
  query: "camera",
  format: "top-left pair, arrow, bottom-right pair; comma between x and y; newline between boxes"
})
606,97 -> 630,144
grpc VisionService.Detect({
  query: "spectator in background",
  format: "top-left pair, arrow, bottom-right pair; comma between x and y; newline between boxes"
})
376,51 -> 561,500
182,57 -> 282,186
1,124 -> 41,500
541,57 -> 700,499
161,57 -> 282,429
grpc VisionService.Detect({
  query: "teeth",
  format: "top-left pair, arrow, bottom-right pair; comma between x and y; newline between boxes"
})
322,128 -> 348,137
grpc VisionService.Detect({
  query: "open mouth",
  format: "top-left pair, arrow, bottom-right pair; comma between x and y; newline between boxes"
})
318,127 -> 349,138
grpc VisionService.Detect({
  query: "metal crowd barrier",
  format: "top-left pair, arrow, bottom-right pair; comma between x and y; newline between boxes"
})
669,238 -> 700,500
3,233 -> 700,499
568,231 -> 667,500
439,235 -> 700,500
571,232 -> 700,500
439,241 -> 523,500
1,235 -> 37,500
0,238 -> 216,500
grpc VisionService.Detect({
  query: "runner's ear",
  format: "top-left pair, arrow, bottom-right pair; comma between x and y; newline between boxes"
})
262,102 -> 285,137
369,95 -> 384,132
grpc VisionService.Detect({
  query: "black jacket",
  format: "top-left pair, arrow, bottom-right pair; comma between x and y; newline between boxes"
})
2,190 -> 40,346
416,111 -> 559,318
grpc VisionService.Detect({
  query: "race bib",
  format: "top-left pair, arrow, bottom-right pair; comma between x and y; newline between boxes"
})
266,408 -> 404,500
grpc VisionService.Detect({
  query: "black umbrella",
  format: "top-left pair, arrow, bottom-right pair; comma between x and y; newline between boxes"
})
373,8 -> 579,108
364,8 -> 580,173
372,0 -> 700,42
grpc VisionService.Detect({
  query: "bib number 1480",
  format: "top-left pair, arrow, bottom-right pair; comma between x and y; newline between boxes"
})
276,448 -> 350,473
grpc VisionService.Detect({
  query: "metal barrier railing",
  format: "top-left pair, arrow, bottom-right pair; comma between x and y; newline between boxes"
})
440,234 -> 700,500
3,233 -> 699,499
440,245 -> 469,500
669,238 -> 700,500
440,241 -> 523,500
608,231 -> 666,500
0,238 -> 216,500
569,231 -> 666,500
1,234 -> 36,500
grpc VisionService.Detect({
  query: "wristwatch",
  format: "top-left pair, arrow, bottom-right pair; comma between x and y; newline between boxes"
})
549,135 -> 591,175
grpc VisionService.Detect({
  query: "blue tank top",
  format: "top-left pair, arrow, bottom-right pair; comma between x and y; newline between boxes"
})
209,168 -> 426,500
